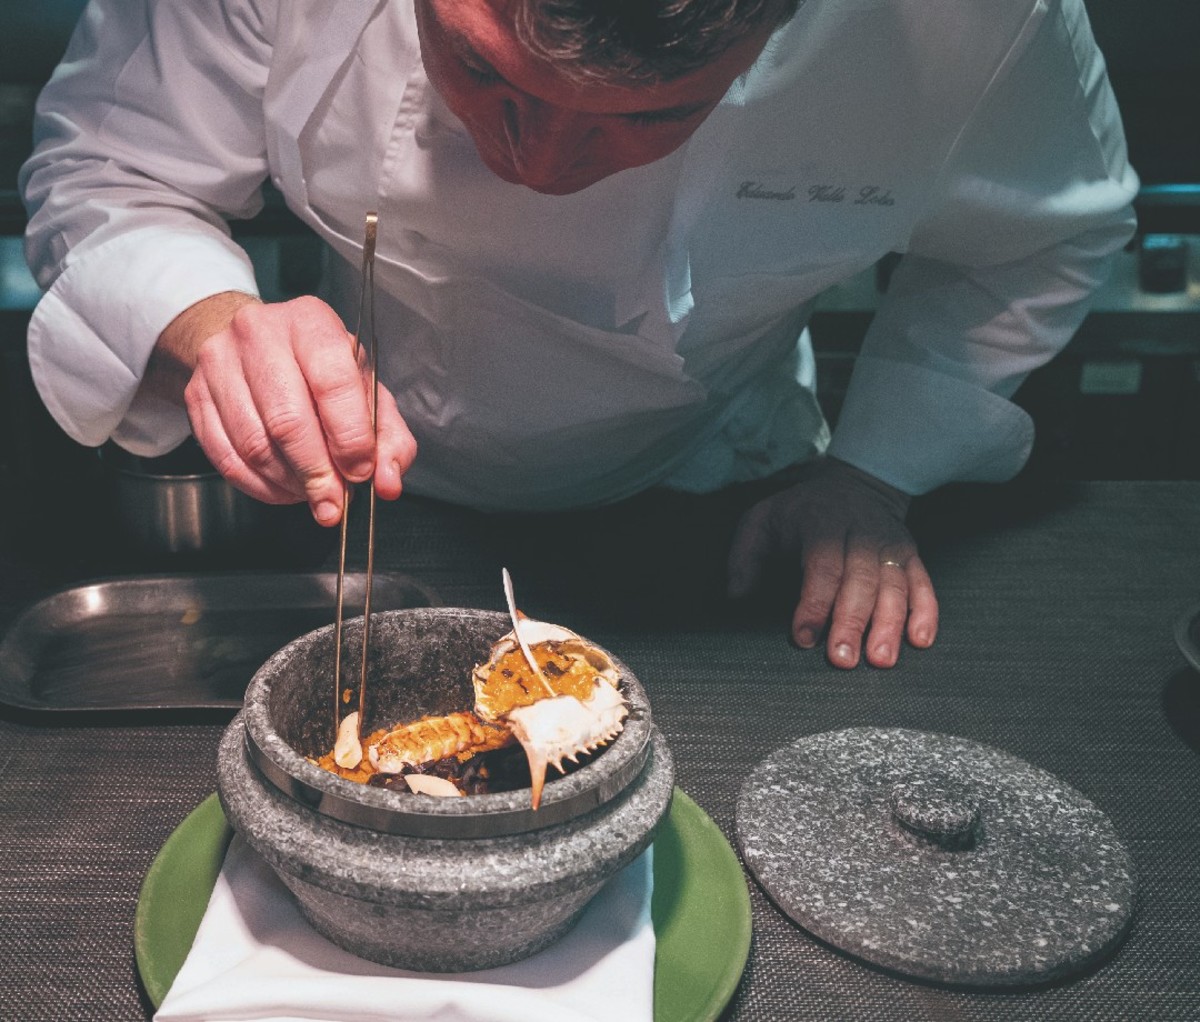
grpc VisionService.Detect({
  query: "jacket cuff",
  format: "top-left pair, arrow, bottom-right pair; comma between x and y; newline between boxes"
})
826,354 -> 1034,495
26,225 -> 259,455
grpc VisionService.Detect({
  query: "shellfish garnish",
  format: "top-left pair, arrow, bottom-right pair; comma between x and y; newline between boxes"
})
368,711 -> 512,774
403,774 -> 465,798
472,608 -> 628,810
316,572 -> 627,807
333,710 -> 364,769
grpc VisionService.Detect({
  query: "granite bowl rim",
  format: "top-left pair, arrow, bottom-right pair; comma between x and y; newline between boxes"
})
239,605 -> 653,824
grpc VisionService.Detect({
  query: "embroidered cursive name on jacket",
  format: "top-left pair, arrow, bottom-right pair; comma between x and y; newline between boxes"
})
737,181 -> 796,200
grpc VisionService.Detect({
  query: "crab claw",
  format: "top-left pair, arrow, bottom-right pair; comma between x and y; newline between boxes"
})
506,684 -> 628,810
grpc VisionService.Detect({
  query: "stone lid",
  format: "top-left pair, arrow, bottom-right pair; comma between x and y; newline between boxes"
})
735,727 -> 1136,987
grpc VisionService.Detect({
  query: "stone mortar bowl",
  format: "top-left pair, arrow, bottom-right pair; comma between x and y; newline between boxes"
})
217,606 -> 674,971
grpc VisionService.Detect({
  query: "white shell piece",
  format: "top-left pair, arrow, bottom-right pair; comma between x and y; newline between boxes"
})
333,711 -> 363,769
484,620 -> 578,666
506,680 -> 629,774
403,774 -> 464,798
508,618 -> 579,647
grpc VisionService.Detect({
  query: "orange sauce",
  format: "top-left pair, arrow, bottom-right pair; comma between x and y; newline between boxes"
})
484,642 -> 598,710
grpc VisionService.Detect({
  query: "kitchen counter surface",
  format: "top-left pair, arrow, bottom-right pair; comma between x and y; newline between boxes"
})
1,475 -> 1198,1020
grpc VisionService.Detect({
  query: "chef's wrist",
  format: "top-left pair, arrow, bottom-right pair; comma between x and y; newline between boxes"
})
144,290 -> 261,400
818,456 -> 913,517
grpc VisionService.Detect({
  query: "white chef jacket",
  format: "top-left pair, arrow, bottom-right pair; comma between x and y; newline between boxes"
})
20,0 -> 1137,511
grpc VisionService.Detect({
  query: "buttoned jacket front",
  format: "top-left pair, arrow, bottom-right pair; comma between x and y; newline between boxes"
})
21,0 -> 1138,509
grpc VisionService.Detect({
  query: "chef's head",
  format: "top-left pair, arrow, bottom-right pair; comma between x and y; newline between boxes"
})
416,0 -> 797,195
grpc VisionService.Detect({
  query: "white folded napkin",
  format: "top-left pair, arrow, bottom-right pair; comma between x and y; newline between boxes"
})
155,835 -> 655,1022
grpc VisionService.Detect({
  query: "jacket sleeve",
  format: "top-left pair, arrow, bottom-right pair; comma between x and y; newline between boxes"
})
20,0 -> 274,455
825,0 -> 1138,495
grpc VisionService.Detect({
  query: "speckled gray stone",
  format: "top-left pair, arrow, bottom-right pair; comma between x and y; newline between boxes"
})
735,727 -> 1136,987
219,719 -> 673,971
217,606 -> 674,972
241,608 -> 654,837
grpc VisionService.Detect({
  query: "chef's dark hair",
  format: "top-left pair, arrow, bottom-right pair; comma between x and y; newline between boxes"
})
513,0 -> 803,84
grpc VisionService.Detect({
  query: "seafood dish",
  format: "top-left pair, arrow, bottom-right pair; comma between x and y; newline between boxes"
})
315,615 -> 629,809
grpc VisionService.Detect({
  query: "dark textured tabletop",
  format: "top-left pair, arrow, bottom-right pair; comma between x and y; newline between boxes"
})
1,474 -> 1198,1020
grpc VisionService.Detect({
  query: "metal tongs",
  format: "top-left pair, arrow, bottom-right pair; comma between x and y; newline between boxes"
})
333,212 -> 380,744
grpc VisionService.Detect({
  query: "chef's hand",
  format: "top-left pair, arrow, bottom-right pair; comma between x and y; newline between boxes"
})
147,291 -> 418,525
726,457 -> 938,668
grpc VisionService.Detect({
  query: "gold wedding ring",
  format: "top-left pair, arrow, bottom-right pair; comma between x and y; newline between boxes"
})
880,559 -> 904,570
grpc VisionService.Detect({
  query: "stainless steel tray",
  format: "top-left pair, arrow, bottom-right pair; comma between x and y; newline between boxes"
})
0,572 -> 439,713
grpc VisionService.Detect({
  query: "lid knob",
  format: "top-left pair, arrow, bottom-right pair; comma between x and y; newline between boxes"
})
889,773 -> 981,851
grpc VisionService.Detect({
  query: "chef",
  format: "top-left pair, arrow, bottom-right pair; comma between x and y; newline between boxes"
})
20,0 -> 1137,669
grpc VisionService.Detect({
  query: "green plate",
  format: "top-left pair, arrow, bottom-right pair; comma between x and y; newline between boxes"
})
135,787 -> 750,1022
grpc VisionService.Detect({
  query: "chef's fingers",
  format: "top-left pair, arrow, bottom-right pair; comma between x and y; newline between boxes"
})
823,541 -> 883,669
285,295 -> 379,473
185,371 -> 301,505
195,336 -> 309,500
234,301 -> 352,525
725,500 -> 776,599
864,555 -> 910,668
371,384 -> 418,501
790,532 -> 846,651
904,556 -> 939,648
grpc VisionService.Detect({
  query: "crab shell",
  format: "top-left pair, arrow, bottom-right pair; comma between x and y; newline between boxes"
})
472,619 -> 628,809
